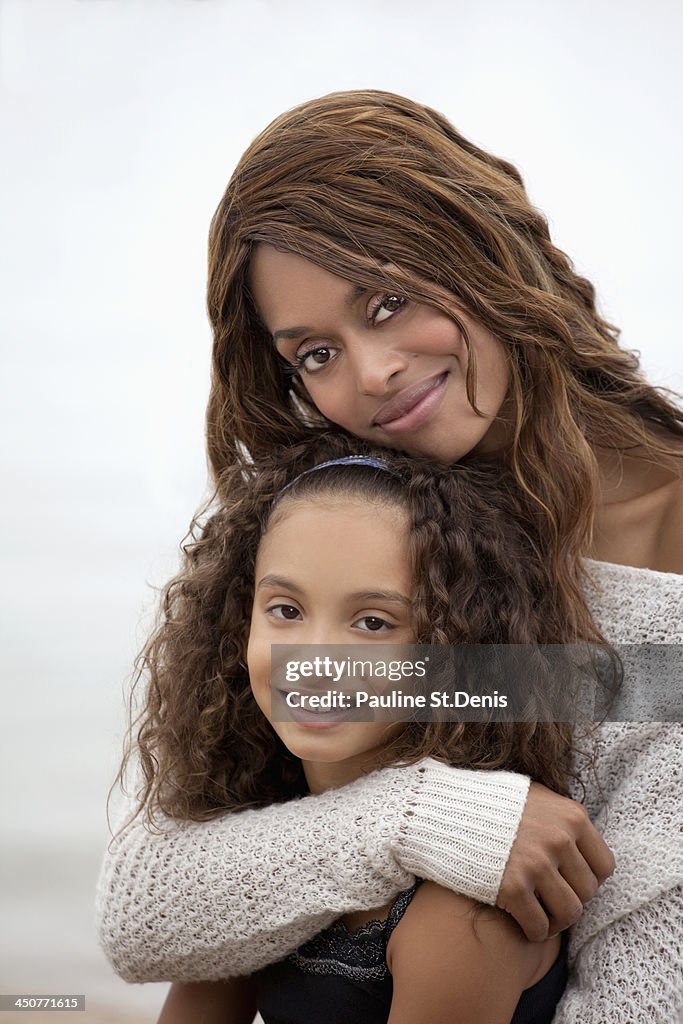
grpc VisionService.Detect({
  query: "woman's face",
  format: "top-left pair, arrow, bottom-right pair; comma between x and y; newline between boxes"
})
249,244 -> 511,465
247,493 -> 412,793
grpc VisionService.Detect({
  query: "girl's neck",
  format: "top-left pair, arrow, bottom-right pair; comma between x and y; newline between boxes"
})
302,757 -> 375,795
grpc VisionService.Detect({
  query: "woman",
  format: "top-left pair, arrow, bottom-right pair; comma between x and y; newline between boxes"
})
96,90 -> 683,1021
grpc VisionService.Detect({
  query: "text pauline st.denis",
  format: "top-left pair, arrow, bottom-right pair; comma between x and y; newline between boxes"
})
283,688 -> 508,710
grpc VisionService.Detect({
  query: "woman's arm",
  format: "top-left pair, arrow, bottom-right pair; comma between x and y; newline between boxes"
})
96,759 -> 612,981
554,722 -> 683,1023
386,882 -> 560,1024
553,886 -> 683,1023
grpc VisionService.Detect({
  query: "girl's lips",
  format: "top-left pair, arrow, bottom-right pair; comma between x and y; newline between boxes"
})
373,372 -> 448,434
275,690 -> 362,729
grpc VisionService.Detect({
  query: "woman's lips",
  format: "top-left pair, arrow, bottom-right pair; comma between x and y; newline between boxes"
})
373,372 -> 448,434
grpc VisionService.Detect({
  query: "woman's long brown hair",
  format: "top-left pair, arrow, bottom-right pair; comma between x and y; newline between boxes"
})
118,434 -> 610,828
205,89 -> 682,643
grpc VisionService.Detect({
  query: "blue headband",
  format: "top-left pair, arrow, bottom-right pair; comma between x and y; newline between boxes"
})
274,455 -> 403,503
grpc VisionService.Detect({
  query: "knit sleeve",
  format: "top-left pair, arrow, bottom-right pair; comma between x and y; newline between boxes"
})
553,886 -> 683,1023
556,721 -> 683,1023
95,759 -> 529,982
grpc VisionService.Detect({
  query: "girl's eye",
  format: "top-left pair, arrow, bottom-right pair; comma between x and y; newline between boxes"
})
268,604 -> 302,621
368,293 -> 406,326
353,615 -> 393,633
293,345 -> 338,375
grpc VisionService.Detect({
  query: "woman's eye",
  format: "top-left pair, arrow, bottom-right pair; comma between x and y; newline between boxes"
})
294,345 -> 337,375
353,615 -> 393,633
269,604 -> 302,621
368,294 -> 406,326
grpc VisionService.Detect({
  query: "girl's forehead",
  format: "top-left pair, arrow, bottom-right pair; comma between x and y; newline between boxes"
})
257,493 -> 411,566
264,491 -> 408,535
254,494 -> 413,601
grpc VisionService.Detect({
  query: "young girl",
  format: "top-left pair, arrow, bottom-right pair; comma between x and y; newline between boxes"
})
142,434 -> 586,1023
97,90 -> 683,1021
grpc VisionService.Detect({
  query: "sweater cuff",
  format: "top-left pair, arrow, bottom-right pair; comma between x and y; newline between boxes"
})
392,759 -> 531,905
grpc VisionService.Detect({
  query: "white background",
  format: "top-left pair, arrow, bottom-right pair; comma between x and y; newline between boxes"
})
1,1 -> 681,1020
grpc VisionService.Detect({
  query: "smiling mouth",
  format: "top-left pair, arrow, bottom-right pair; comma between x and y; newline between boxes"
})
274,689 -> 363,728
372,372 -> 448,433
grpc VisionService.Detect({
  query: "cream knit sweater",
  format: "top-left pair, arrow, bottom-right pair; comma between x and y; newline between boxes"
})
95,560 -> 683,1022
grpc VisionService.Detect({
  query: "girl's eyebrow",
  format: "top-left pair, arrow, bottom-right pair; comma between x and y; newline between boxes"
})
256,577 -> 411,607
271,283 -> 368,344
256,574 -> 304,594
347,590 -> 412,607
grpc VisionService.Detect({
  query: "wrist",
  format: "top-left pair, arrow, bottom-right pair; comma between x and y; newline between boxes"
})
391,759 -> 531,904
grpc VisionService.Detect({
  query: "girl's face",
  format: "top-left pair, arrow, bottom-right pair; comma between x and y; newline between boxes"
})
249,245 -> 511,465
247,493 -> 413,794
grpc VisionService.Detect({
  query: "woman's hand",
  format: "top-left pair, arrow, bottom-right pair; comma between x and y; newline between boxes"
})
497,782 -> 615,941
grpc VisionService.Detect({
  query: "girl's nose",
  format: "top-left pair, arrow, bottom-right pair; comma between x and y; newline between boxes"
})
295,620 -> 351,655
348,340 -> 410,397
303,625 -> 346,647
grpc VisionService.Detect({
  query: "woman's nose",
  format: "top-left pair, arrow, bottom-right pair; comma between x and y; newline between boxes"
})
348,340 -> 409,397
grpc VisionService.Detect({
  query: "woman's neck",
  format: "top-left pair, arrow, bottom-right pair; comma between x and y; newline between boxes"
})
590,445 -> 683,573
593,444 -> 679,502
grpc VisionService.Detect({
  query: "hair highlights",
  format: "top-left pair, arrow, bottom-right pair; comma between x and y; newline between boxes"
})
205,89 -> 682,640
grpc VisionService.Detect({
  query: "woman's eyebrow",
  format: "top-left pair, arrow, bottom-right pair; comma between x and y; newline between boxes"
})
272,326 -> 309,343
271,283 -> 368,344
345,283 -> 368,306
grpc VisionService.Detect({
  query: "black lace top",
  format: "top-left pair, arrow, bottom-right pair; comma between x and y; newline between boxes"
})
253,881 -> 568,1024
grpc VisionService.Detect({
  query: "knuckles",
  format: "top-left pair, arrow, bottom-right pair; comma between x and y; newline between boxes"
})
603,851 -> 617,877
499,875 -> 527,903
566,802 -> 590,830
564,901 -> 583,925
547,828 -> 574,857
576,875 -> 599,903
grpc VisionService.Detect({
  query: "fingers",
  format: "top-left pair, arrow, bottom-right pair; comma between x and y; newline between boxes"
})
497,783 -> 616,941
497,876 -> 552,942
498,858 -> 585,941
548,796 -> 615,884
557,842 -> 600,907
534,870 -> 584,937
576,816 -> 616,884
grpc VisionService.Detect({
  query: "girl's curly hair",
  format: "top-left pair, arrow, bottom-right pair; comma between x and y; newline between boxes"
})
118,433 -> 611,829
